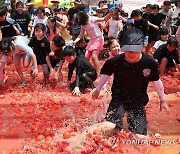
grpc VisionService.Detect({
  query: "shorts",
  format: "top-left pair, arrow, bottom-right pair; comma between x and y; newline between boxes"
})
85,39 -> 104,57
105,97 -> 148,135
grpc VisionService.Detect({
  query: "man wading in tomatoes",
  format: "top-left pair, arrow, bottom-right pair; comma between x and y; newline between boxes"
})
92,28 -> 170,139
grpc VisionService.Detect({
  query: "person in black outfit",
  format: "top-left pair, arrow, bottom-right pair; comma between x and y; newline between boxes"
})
8,0 -> 16,15
28,23 -> 50,83
0,6 -> 23,37
11,1 -> 31,37
75,37 -> 88,57
131,9 -> 149,46
92,29 -> 169,138
142,4 -> 153,21
63,46 -> 97,96
148,5 -> 166,44
153,36 -> 180,76
46,35 -> 65,83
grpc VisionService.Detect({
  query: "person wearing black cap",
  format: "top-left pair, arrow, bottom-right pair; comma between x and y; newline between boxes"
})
50,0 -> 60,11
92,28 -> 169,138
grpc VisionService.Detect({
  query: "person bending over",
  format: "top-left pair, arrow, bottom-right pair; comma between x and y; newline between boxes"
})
63,46 -> 97,96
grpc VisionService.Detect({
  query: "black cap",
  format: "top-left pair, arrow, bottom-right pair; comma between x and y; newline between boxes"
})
121,28 -> 144,52
73,0 -> 81,4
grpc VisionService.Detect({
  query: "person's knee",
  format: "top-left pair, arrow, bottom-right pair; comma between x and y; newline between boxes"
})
24,62 -> 30,68
42,65 -> 49,78
0,62 -> 6,71
23,59 -> 31,68
168,67 -> 176,72
161,58 -> 168,64
43,70 -> 49,78
91,54 -> 98,62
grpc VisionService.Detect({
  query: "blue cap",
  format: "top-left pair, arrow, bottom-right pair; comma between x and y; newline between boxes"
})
126,19 -> 134,25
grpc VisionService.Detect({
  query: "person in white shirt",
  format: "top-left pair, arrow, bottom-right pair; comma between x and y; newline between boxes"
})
152,28 -> 169,53
30,7 -> 48,38
0,36 -> 38,85
106,9 -> 123,38
172,0 -> 180,19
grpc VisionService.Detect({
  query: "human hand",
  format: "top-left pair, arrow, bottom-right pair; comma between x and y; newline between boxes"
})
49,51 -> 54,56
109,8 -> 114,15
50,68 -> 54,75
73,41 -> 77,46
160,101 -> 170,114
154,25 -> 159,30
33,68 -> 38,76
92,90 -> 100,100
72,87 -> 81,96
162,24 -> 166,28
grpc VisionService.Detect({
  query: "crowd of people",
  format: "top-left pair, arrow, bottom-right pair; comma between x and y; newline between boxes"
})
0,0 -> 179,138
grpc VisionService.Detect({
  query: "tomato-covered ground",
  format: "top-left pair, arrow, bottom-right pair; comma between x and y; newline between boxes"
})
0,61 -> 179,154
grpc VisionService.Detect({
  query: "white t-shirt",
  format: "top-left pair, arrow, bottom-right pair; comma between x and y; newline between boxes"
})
108,19 -> 120,38
153,40 -> 167,49
0,36 -> 34,63
80,17 -> 103,42
13,36 -> 34,56
33,16 -> 48,27
57,14 -> 69,26
172,8 -> 180,18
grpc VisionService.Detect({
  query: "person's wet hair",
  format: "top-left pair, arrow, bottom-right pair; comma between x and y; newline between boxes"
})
131,9 -> 143,18
163,1 -> 171,6
145,4 -> 153,9
160,28 -> 169,35
77,11 -> 89,25
0,6 -> 7,16
37,7 -> 45,14
167,36 -> 179,48
63,46 -> 76,56
16,1 -> 24,8
47,16 -> 57,34
77,4 -> 86,11
0,38 -> 13,55
107,37 -> 119,48
152,4 -> 160,11
52,35 -> 65,48
34,23 -> 46,32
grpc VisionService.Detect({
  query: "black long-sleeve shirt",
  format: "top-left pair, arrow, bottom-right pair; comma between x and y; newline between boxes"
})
68,56 -> 96,87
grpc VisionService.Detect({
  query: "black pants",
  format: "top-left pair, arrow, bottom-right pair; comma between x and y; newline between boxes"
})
70,71 -> 97,91
105,97 -> 148,135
